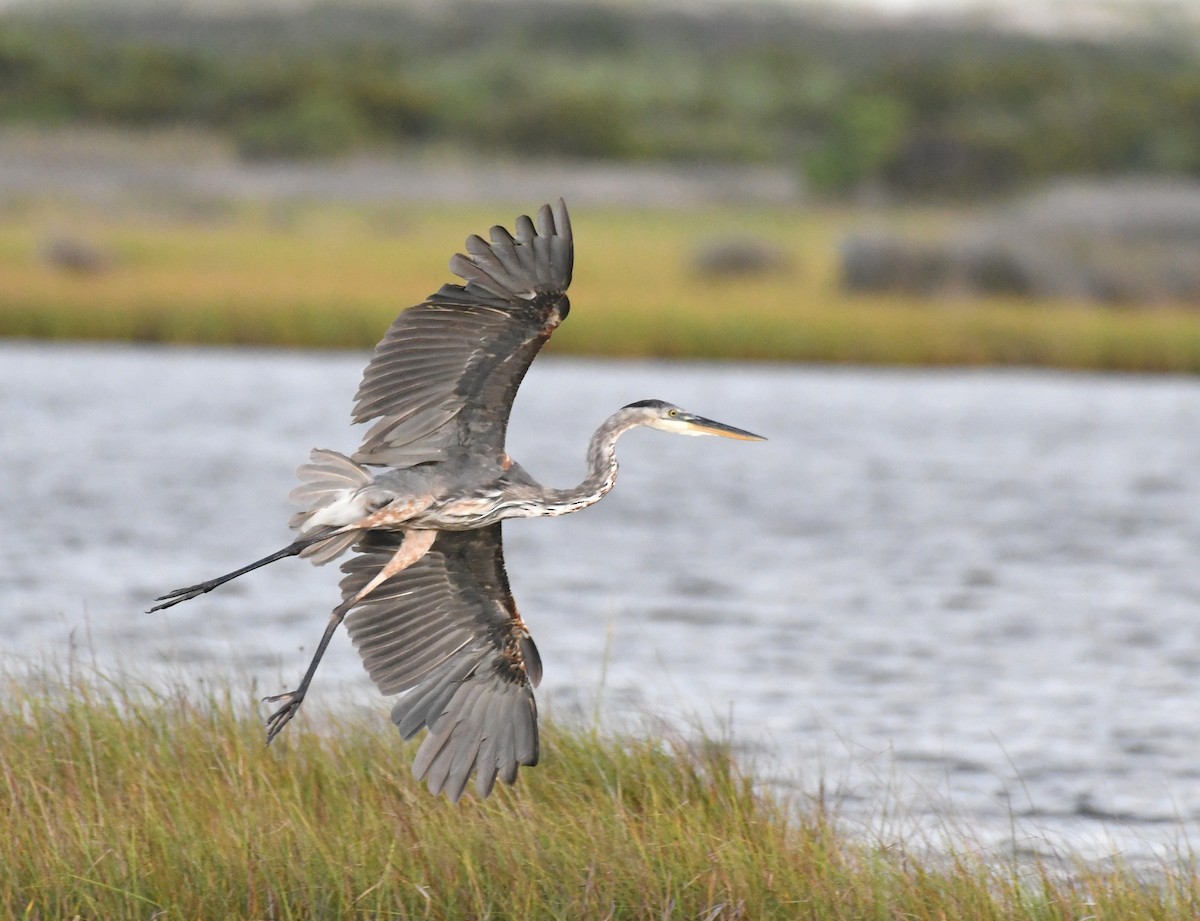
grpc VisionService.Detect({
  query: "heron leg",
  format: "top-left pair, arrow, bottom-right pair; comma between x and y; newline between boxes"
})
153,498 -> 432,613
149,531 -> 335,612
264,529 -> 438,743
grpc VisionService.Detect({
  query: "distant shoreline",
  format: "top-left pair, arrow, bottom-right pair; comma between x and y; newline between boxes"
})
0,128 -> 804,209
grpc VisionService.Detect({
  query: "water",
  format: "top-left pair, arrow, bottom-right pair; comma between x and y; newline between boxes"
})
4,341 -> 1200,866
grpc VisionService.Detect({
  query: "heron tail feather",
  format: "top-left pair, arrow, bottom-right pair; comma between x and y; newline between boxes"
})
289,449 -> 375,564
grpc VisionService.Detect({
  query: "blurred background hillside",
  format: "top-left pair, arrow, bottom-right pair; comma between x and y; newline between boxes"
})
3,0 -> 1200,365
3,0 -> 1200,194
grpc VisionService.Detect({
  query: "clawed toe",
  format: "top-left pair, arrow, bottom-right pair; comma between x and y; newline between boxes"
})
147,584 -> 210,613
264,691 -> 305,744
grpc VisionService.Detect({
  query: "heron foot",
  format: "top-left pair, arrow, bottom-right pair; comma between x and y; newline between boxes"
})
148,582 -> 214,613
264,690 -> 305,744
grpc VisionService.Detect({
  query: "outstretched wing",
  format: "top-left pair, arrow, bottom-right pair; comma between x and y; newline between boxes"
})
341,525 -> 542,802
352,200 -> 573,467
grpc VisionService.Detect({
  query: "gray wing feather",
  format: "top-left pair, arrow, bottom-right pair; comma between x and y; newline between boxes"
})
352,200 -> 573,467
342,525 -> 541,802
428,681 -> 490,799
486,226 -> 533,287
474,696 -> 502,798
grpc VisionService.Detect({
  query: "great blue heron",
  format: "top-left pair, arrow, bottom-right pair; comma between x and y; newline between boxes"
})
152,200 -> 764,801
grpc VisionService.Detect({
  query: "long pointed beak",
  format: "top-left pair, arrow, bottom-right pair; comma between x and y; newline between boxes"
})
682,413 -> 766,441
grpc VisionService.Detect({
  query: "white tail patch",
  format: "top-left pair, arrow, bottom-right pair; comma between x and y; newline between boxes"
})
289,449 -> 375,564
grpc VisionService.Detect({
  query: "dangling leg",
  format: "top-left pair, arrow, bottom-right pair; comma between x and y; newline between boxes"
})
149,530 -> 339,612
263,529 -> 439,743
153,499 -> 433,613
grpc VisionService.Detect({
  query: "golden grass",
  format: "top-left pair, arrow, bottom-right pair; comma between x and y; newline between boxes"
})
2,201 -> 1200,372
2,667 -> 1199,919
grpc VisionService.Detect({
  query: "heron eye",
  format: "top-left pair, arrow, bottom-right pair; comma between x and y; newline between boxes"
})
668,409 -> 678,417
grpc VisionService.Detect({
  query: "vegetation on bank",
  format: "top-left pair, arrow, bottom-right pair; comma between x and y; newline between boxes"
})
4,201 -> 1200,373
2,667 -> 1197,919
1,1 -> 1200,195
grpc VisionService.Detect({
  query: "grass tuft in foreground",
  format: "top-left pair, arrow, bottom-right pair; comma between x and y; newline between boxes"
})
1,668 -> 1197,919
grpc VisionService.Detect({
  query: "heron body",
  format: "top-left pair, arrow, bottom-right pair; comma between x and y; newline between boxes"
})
153,200 -> 764,802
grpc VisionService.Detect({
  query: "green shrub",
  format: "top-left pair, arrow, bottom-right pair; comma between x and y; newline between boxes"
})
234,92 -> 366,160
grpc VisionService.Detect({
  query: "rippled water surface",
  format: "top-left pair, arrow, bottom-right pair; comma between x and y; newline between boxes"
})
4,342 -> 1200,864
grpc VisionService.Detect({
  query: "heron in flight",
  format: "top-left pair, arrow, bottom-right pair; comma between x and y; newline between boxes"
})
152,200 -> 764,801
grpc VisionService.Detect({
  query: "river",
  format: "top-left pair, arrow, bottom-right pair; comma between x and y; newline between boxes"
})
3,341 -> 1199,867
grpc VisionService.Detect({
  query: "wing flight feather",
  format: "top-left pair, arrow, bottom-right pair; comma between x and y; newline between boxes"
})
352,200 -> 573,466
341,525 -> 541,802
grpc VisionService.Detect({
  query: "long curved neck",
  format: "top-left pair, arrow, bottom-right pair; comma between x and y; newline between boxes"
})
538,409 -> 643,516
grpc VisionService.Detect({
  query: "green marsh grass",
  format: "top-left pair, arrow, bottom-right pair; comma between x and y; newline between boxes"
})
3,667 -> 1199,919
4,202 -> 1200,372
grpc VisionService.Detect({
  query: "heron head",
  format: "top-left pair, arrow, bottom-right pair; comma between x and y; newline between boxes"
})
622,399 -> 766,441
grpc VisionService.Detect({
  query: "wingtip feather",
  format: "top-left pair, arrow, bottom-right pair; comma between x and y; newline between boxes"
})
396,654 -> 540,801
444,201 -> 572,300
